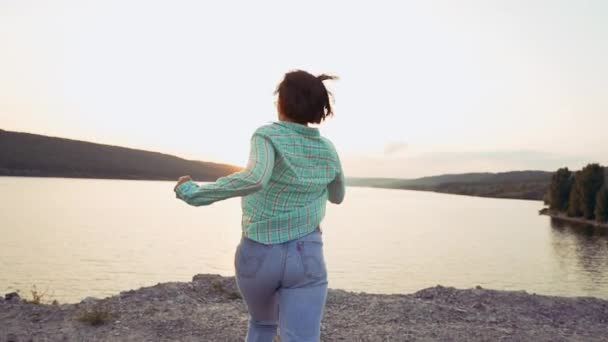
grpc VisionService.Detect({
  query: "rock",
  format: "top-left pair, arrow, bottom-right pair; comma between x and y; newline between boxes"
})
472,302 -> 487,311
487,315 -> 499,323
175,294 -> 189,304
472,288 -> 485,296
414,288 -> 436,300
80,296 -> 99,304
5,292 -> 21,302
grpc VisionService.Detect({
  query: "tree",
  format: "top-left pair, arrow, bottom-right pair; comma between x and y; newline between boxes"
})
567,171 -> 583,217
543,191 -> 550,206
548,167 -> 572,211
596,186 -> 608,223
577,164 -> 605,219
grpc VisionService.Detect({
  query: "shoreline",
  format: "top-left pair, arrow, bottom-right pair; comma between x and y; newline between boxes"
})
2,274 -> 608,341
539,208 -> 608,228
2,175 -> 545,202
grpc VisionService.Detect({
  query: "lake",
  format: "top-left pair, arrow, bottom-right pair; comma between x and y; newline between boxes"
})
1,177 -> 607,303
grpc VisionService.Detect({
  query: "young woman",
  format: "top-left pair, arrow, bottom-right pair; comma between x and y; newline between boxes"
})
174,70 -> 345,342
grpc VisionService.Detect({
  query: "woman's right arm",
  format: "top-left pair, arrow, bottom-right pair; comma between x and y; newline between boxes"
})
174,133 -> 275,206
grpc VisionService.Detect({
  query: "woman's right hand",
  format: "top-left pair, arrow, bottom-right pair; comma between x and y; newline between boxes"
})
174,175 -> 192,192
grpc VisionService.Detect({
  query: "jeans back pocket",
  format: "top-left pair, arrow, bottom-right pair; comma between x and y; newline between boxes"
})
297,240 -> 327,280
235,238 -> 269,279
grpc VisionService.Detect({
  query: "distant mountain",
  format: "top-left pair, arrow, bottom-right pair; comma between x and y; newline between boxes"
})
0,128 -> 557,201
347,171 -> 553,201
0,129 -> 242,181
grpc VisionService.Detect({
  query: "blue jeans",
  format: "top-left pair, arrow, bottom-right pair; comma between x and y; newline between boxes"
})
234,228 -> 328,342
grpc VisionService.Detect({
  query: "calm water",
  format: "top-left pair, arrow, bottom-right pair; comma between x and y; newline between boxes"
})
1,177 -> 607,303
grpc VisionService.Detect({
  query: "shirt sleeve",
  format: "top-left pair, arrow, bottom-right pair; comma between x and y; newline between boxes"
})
175,133 -> 275,206
328,152 -> 345,204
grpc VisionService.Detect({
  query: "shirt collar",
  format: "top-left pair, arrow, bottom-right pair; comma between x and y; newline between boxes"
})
272,121 -> 320,136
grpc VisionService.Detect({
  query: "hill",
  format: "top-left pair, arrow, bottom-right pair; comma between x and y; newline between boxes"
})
347,171 -> 553,201
0,128 -> 556,201
0,129 -> 241,181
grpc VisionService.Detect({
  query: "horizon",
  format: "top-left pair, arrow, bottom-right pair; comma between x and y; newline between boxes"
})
4,126 -> 600,182
1,0 -> 607,178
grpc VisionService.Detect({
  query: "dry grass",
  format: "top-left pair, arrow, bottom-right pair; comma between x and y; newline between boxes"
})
76,307 -> 115,326
19,285 -> 51,304
211,280 -> 242,300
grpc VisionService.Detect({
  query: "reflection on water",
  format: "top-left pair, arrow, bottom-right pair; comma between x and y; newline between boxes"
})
0,177 -> 607,303
549,218 -> 608,292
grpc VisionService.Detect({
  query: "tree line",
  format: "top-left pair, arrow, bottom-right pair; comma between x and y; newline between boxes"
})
545,163 -> 608,223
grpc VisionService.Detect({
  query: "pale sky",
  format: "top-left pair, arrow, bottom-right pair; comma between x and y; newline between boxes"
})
1,0 -> 607,178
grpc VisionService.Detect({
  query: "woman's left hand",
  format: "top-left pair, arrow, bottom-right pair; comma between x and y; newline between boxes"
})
174,175 -> 192,192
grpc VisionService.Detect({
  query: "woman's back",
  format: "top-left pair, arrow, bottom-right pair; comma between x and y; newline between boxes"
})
242,121 -> 344,244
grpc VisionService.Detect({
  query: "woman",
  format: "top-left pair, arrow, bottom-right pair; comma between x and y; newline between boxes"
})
173,70 -> 345,342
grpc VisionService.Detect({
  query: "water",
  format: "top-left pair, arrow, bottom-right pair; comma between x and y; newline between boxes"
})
0,177 -> 607,303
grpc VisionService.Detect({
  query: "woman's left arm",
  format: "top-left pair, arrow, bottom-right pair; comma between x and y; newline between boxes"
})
174,133 -> 275,206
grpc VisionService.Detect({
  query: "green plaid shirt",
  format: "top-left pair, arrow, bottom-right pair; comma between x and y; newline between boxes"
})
175,121 -> 345,244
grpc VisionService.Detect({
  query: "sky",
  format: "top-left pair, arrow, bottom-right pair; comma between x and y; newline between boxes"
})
1,0 -> 607,178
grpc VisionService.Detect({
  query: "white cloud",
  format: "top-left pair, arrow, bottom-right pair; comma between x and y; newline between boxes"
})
384,141 -> 408,155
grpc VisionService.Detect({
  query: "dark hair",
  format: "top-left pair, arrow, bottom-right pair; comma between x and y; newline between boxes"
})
274,70 -> 338,124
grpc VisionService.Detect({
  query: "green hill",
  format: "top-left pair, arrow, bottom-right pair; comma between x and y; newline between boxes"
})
347,171 -> 553,201
0,129 -> 241,181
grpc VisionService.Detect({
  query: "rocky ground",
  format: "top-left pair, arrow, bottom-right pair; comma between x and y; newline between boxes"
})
2,274 -> 608,341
